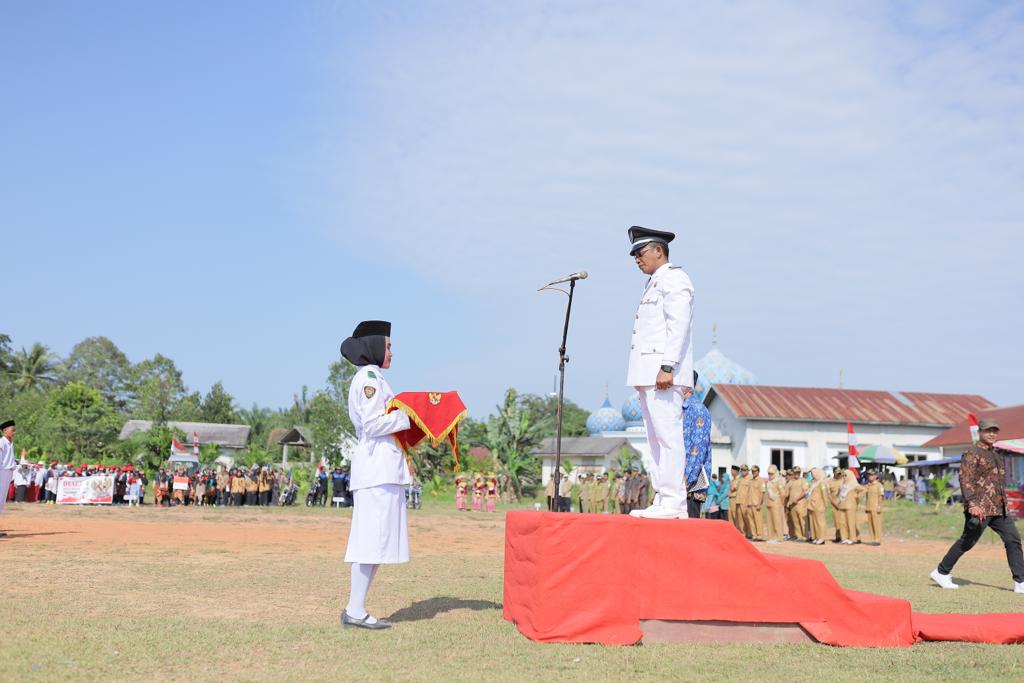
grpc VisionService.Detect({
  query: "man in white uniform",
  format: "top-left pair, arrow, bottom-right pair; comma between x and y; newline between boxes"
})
0,419 -> 16,536
339,320 -> 412,630
625,226 -> 695,520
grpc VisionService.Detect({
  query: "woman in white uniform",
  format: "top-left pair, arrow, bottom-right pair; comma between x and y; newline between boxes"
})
339,320 -> 412,630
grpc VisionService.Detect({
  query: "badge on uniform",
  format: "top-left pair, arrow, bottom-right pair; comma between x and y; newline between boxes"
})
367,371 -> 377,379
429,392 -> 442,405
364,386 -> 376,399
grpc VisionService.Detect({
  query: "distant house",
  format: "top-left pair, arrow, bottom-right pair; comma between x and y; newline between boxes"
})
119,420 -> 252,460
921,404 -> 1024,485
532,436 -> 639,485
706,385 -> 995,474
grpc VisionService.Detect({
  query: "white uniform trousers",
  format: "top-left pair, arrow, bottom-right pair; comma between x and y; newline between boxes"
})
0,468 -> 13,515
637,387 -> 688,514
344,484 -> 409,564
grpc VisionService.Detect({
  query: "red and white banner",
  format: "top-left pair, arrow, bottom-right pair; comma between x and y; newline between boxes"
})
968,413 -> 980,444
173,476 -> 190,491
56,475 -> 115,505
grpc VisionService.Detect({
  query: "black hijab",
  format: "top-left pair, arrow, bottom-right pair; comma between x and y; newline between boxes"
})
340,320 -> 391,367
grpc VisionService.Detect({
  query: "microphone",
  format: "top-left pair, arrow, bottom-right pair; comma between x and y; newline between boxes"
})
546,271 -> 588,286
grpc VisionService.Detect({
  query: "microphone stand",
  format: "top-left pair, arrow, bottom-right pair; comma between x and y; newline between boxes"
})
552,279 -> 576,512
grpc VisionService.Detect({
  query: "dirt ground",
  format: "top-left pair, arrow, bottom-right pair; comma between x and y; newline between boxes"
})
0,503 -> 505,557
1,503 -> 1009,561
3,503 -> 1022,682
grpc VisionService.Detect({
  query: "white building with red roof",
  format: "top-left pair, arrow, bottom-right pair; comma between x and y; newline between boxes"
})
706,384 -> 995,473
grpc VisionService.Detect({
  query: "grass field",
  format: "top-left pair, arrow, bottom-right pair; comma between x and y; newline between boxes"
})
1,497 -> 1022,682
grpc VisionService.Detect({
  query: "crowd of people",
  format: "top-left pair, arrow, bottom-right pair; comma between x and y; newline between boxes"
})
4,460 -> 147,504
536,464 -> 899,547
454,473 -> 500,512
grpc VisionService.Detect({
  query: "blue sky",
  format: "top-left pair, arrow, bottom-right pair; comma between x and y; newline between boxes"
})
3,1 -> 1022,417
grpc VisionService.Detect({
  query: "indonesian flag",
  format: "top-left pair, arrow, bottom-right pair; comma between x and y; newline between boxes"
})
846,423 -> 861,469
386,391 -> 469,470
193,432 -> 200,456
968,413 -> 979,444
171,437 -> 190,455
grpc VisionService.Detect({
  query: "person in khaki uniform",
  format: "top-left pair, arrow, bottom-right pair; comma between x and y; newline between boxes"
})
785,468 -> 809,541
597,474 -> 611,514
827,469 -> 846,543
744,465 -> 766,540
837,469 -> 862,544
727,466 -> 742,531
806,468 -> 830,545
764,465 -> 786,544
735,465 -> 751,538
864,471 -> 885,545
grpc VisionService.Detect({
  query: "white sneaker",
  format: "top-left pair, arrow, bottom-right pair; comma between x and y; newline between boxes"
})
632,505 -> 685,520
930,569 -> 959,590
629,505 -> 656,518
1014,581 -> 1024,594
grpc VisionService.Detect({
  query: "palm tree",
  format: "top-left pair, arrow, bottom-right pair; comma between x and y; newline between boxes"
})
616,446 -> 634,473
9,342 -> 58,392
486,388 -> 547,499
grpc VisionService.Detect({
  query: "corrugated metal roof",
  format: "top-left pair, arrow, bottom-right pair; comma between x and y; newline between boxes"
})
119,420 -> 252,449
922,404 -> 1024,447
533,437 -> 638,457
710,385 -> 995,427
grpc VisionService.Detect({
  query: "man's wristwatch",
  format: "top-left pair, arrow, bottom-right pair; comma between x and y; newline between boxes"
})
660,365 -> 675,374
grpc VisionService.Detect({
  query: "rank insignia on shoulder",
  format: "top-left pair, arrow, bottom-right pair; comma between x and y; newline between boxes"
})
363,386 -> 376,399
367,371 -> 377,379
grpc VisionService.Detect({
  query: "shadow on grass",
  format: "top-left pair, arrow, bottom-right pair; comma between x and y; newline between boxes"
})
388,597 -> 502,622
1,531 -> 78,539
955,578 -> 1015,592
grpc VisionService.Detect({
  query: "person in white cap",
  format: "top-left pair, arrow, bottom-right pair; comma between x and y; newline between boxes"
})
0,419 -> 16,536
625,226 -> 695,520
338,320 -> 412,629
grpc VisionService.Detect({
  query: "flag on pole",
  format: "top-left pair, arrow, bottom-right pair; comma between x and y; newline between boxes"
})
968,413 -> 979,444
171,437 -> 189,455
193,432 -> 200,456
846,423 -> 861,469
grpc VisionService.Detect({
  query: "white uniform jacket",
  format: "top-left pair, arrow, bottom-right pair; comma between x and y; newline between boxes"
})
0,436 -> 13,471
626,262 -> 695,388
347,365 -> 412,491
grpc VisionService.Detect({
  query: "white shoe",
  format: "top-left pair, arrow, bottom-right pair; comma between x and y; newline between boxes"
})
841,539 -> 854,545
632,505 -> 685,520
930,569 -> 959,590
629,505 -> 654,518
1014,581 -> 1024,594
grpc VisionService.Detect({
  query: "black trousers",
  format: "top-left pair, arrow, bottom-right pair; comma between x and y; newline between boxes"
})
938,512 -> 1024,583
233,492 -> 243,506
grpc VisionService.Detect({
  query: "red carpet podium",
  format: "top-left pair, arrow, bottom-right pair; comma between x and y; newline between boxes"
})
503,512 -> 1024,647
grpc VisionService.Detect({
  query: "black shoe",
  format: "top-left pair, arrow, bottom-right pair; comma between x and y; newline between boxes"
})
0,531 -> 7,537
341,611 -> 392,630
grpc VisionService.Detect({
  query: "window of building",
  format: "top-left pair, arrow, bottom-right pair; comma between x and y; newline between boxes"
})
771,448 -> 793,471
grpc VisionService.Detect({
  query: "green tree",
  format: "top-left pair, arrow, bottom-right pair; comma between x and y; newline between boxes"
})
308,390 -> 355,465
47,382 -> 121,460
200,381 -> 238,424
520,393 -> 589,439
238,403 -> 275,445
119,424 -> 186,472
62,336 -> 133,409
171,391 -> 203,422
8,342 -> 59,393
131,354 -> 187,424
0,389 -> 51,460
485,388 -> 546,499
926,473 -> 955,512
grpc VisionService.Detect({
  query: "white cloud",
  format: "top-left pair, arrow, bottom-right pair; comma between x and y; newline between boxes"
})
300,1 -> 1024,411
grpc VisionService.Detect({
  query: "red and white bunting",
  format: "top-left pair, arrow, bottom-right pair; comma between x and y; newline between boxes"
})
967,413 -> 979,444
